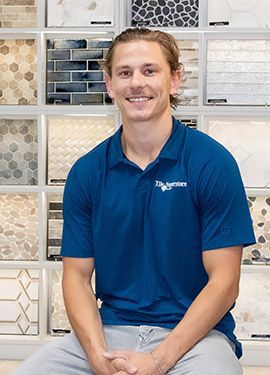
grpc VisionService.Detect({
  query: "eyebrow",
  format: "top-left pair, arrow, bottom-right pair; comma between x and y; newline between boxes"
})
115,63 -> 160,71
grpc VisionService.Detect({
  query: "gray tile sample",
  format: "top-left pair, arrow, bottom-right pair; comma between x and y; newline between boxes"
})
47,194 -> 63,261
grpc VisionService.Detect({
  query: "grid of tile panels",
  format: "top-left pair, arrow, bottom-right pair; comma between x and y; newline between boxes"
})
243,196 -> 270,265
0,193 -> 39,261
0,268 -> 39,335
176,39 -> 198,106
47,193 -> 63,261
207,117 -> 270,188
47,0 -> 115,27
208,0 -> 269,28
0,39 -> 37,105
0,0 -> 36,28
233,272 -> 270,341
206,39 -> 270,105
131,0 -> 199,27
46,38 -> 113,105
0,118 -> 38,185
47,115 -> 115,185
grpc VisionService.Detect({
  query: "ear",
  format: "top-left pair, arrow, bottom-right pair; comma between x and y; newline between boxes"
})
170,69 -> 181,96
105,72 -> 115,99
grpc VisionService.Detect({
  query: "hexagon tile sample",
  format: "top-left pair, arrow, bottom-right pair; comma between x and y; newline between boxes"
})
47,116 -> 115,184
0,39 -> 37,105
0,118 -> 38,185
0,268 -> 39,335
0,0 -> 36,28
0,193 -> 39,261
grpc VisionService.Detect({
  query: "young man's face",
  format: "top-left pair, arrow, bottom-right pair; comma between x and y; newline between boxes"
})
105,40 -> 180,124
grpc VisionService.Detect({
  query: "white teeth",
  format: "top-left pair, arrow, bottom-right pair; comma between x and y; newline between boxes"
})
128,97 -> 150,102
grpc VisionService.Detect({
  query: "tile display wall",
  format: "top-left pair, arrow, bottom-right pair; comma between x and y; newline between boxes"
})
0,118 -> 38,185
207,117 -> 270,187
0,39 -> 37,105
0,193 -> 39,261
243,196 -> 270,265
46,38 -> 113,105
47,115 -> 115,184
47,193 -> 63,260
0,0 -> 36,28
0,268 -> 39,335
131,0 -> 199,27
176,39 -> 198,105
233,272 -> 270,341
208,0 -> 269,28
47,0 -> 115,27
206,39 -> 270,105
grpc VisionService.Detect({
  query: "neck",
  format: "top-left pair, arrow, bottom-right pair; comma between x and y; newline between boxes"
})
121,112 -> 173,170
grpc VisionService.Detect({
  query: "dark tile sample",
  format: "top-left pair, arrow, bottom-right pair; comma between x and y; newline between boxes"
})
54,39 -> 87,49
56,83 -> 87,92
88,83 -> 107,92
56,61 -> 87,71
72,93 -> 103,104
72,72 -> 103,81
47,195 -> 63,260
48,50 -> 71,60
47,72 -> 70,82
72,50 -> 103,59
47,94 -> 71,104
131,0 -> 199,27
88,40 -> 112,48
88,61 -> 101,70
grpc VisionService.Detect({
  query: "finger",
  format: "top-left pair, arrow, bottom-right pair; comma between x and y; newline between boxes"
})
112,358 -> 137,374
103,351 -> 128,360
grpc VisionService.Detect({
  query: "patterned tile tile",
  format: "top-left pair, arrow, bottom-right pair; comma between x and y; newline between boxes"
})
47,116 -> 115,185
0,39 -> 37,105
0,268 -> 39,335
208,0 -> 270,28
0,193 -> 39,261
0,0 -> 36,28
47,0 -> 114,27
233,272 -> 270,341
46,38 -> 112,105
243,196 -> 270,265
131,0 -> 199,27
207,40 -> 270,105
0,118 -> 38,185
207,117 -> 270,187
47,193 -> 63,261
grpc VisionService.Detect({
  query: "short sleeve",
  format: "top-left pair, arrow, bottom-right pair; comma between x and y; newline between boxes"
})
197,148 -> 256,251
61,162 -> 94,258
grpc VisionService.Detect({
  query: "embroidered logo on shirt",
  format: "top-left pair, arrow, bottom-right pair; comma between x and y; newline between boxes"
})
155,180 -> 188,192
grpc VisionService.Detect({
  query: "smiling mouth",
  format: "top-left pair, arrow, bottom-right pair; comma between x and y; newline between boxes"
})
126,96 -> 153,102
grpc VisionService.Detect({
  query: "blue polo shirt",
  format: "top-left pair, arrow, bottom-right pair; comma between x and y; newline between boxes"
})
61,116 -> 255,358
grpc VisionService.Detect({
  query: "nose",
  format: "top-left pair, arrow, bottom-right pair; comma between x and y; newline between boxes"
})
130,71 -> 146,89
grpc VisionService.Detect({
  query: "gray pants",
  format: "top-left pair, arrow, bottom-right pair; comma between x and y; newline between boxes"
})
12,326 -> 242,375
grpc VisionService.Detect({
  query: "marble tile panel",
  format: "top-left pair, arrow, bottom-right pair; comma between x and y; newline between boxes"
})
131,0 -> 199,27
46,38 -> 112,105
47,116 -> 115,185
0,269 -> 39,335
0,193 -> 39,261
0,39 -> 37,105
0,118 -> 38,185
243,196 -> 270,265
47,193 -> 63,260
0,1 -> 36,28
206,40 -> 270,105
208,0 -> 270,28
47,0 -> 115,27
232,272 -> 270,341
207,117 -> 270,187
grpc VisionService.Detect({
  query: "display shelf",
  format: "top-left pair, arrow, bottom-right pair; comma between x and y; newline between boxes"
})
0,0 -> 270,365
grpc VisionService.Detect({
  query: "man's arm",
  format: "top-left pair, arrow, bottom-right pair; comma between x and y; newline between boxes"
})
106,245 -> 242,374
62,257 -> 137,374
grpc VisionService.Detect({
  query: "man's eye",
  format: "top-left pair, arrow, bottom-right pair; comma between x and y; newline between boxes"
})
119,71 -> 131,77
145,69 -> 154,75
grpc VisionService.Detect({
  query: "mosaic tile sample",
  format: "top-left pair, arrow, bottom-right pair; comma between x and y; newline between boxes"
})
208,0 -> 270,28
0,269 -> 38,335
176,116 -> 197,129
176,39 -> 198,106
232,272 -> 270,341
47,116 -> 115,184
47,0 -> 114,27
131,0 -> 199,27
206,40 -> 270,105
46,38 -> 112,105
0,193 -> 39,261
0,0 -> 36,28
0,39 -> 37,105
47,193 -> 63,260
207,117 -> 270,187
242,196 -> 270,265
0,118 -> 38,185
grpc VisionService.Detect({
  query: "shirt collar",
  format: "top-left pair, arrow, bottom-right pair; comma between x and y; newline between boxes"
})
108,116 -> 185,169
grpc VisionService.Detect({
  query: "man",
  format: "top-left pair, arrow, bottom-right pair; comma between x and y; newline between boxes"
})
14,28 -> 255,375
